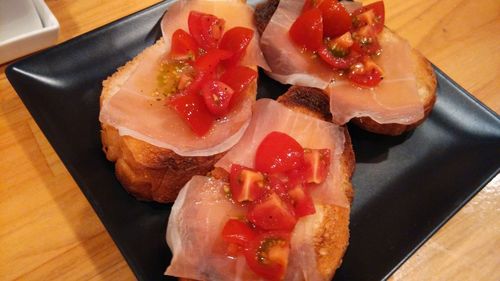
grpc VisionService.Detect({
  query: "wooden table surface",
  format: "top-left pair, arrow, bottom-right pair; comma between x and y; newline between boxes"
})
1,0 -> 499,280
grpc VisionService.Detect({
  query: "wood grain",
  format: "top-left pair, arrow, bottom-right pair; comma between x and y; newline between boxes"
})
0,0 -> 498,280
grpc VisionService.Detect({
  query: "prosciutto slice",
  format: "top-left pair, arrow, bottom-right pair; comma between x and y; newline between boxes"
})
161,0 -> 269,70
165,176 -> 257,281
166,99 -> 349,280
216,99 -> 349,208
99,0 -> 268,157
260,0 -> 424,125
260,0 -> 335,88
327,31 -> 424,125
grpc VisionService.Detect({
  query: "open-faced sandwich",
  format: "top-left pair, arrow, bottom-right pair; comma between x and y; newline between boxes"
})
165,87 -> 354,280
255,0 -> 437,135
99,0 -> 269,202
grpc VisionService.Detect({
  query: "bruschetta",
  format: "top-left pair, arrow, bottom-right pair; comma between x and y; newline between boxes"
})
255,0 -> 437,135
165,86 -> 355,280
99,0 -> 268,202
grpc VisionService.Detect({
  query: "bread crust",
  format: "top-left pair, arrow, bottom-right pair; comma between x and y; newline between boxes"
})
101,124 -> 223,202
254,0 -> 437,136
100,40 -> 252,203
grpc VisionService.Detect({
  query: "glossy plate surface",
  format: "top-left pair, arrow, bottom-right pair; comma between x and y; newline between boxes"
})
6,2 -> 500,281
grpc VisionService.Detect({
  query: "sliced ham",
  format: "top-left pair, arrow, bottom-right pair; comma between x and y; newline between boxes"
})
166,99 -> 349,280
328,31 -> 424,125
260,0 -> 335,88
260,0 -> 424,125
99,0 -> 268,157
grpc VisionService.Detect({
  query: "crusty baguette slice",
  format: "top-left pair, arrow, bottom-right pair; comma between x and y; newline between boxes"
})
254,0 -> 437,136
177,86 -> 355,281
100,39 -> 256,203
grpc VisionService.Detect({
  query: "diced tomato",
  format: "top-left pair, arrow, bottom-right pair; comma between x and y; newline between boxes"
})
185,49 -> 231,97
288,185 -> 316,217
230,164 -> 266,203
301,0 -> 319,12
224,242 -> 241,257
177,73 -> 194,90
317,44 -> 360,69
194,49 -> 233,74
219,27 -> 254,67
222,219 -> 256,246
180,70 -> 213,98
244,232 -> 290,281
220,66 -> 258,94
356,9 -> 377,29
220,66 -> 257,109
320,32 -> 355,63
348,56 -> 383,87
169,29 -> 199,60
352,1 -> 385,34
284,167 -> 305,188
327,31 -> 354,50
289,8 -> 323,51
303,148 -> 330,184
318,0 -> 352,38
351,25 -> 381,56
247,192 -> 297,231
168,91 -> 215,136
255,132 -> 305,174
200,80 -> 234,117
267,175 -> 288,197
188,11 -> 225,50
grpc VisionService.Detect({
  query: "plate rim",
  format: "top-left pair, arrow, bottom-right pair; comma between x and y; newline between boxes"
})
5,2 -> 500,281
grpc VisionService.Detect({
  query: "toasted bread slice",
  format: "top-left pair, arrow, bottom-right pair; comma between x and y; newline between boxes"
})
100,39 -> 257,202
176,86 -> 354,280
254,0 -> 437,136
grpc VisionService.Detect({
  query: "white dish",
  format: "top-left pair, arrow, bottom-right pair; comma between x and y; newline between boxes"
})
0,0 -> 59,64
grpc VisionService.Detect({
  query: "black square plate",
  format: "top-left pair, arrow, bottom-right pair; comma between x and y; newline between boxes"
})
6,1 -> 500,280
